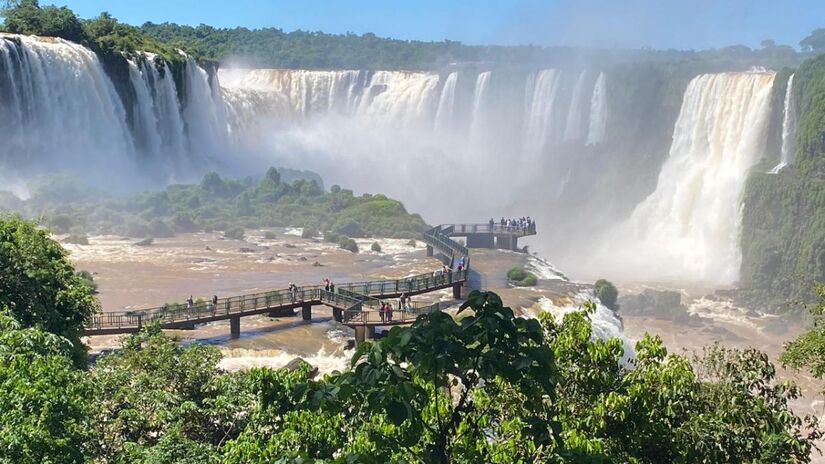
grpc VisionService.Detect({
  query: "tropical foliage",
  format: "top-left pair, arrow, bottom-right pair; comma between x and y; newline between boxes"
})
0,214 -> 99,366
12,167 -> 427,240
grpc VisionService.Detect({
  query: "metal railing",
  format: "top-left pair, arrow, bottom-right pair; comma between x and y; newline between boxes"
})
86,224 -> 473,333
342,301 -> 444,325
336,269 -> 467,297
422,225 -> 469,261
441,223 -> 537,236
86,272 -> 466,332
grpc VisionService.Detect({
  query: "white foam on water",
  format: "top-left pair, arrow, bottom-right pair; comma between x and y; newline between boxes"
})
535,292 -> 635,362
526,254 -> 568,281
218,347 -> 353,374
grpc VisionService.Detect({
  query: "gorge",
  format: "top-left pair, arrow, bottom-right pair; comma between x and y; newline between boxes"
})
0,31 -> 821,310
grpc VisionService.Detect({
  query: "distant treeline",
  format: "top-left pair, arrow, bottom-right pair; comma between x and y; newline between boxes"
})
1,1 -> 820,71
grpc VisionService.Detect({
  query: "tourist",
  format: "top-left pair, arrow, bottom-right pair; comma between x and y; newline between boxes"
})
400,293 -> 407,310
186,295 -> 194,309
489,218 -> 495,230
386,302 -> 393,322
329,281 -> 335,293
380,302 -> 386,322
289,282 -> 296,303
324,278 -> 330,292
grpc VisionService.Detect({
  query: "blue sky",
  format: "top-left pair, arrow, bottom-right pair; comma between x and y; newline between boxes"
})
59,0 -> 823,50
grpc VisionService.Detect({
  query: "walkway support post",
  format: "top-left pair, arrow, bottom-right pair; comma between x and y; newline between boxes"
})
354,325 -> 366,344
230,316 -> 240,338
426,245 -> 434,257
302,303 -> 312,321
333,307 -> 343,322
453,283 -> 462,299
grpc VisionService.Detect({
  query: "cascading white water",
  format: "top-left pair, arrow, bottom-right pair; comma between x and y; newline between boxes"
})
0,34 -> 239,185
524,69 -> 562,155
127,60 -> 163,159
770,73 -> 797,174
220,68 -> 364,118
563,70 -> 589,142
434,71 -> 458,132
0,34 -> 136,175
221,68 -> 441,126
182,56 -> 229,158
358,71 -> 441,125
598,72 -> 775,284
586,72 -> 608,146
468,71 -> 491,141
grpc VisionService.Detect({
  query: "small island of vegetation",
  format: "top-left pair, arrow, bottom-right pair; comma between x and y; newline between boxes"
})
5,167 -> 428,244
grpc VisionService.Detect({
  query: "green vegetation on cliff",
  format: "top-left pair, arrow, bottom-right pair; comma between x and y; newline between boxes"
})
1,0 -> 188,62
11,167 -> 427,239
740,54 -> 825,310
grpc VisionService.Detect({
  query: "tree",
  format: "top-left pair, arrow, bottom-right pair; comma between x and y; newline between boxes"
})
594,278 -> 618,310
87,327 -> 236,462
0,215 -> 99,366
0,313 -> 93,463
782,284 -> 825,380
2,0 -> 85,43
761,38 -> 777,49
801,28 -> 825,53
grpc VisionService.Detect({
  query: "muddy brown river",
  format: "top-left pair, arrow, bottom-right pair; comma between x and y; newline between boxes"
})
67,228 -> 825,460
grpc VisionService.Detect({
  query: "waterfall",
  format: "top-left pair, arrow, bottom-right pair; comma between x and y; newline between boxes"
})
127,60 -> 163,159
221,69 -> 439,125
434,71 -> 458,132
524,69 -> 562,155
769,73 -> 797,174
563,70 -> 589,142
127,57 -> 190,169
182,55 -> 229,158
0,34 -> 242,183
468,71 -> 491,140
358,71 -> 440,125
586,72 -> 608,146
0,34 -> 135,174
603,72 -> 775,284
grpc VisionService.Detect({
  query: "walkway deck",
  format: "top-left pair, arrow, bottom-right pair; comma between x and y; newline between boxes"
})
84,224 -> 474,341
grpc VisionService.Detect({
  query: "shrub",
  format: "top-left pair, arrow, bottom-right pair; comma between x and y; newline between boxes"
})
331,219 -> 366,238
224,227 -> 245,241
302,227 -> 318,239
507,266 -> 537,287
75,270 -> 98,294
507,267 -> 529,281
63,234 -> 89,245
324,232 -> 341,243
594,279 -> 619,310
371,241 -> 382,252
338,236 -> 359,253
263,231 -> 277,240
134,237 -> 153,246
406,239 -> 417,247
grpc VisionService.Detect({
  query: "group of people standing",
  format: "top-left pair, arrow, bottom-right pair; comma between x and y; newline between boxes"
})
322,278 -> 335,293
491,216 -> 535,233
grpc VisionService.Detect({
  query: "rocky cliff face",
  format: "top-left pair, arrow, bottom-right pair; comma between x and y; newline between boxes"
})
739,56 -> 825,311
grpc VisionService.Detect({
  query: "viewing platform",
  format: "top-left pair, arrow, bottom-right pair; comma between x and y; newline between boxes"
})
426,223 -> 536,253
85,223 -> 474,343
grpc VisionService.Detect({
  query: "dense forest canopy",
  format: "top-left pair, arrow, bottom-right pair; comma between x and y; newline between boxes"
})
0,0 -> 817,70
